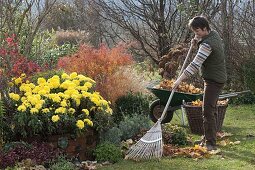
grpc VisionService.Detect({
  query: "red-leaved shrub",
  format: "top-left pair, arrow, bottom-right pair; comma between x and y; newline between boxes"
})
57,43 -> 135,103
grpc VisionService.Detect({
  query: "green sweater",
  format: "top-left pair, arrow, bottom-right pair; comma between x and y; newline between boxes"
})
199,30 -> 227,83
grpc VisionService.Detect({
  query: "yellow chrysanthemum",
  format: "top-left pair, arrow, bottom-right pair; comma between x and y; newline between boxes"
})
90,106 -> 96,111
21,73 -> 26,78
73,80 -> 80,86
90,97 -> 100,106
38,90 -> 47,95
77,75 -> 95,83
52,115 -> 60,122
75,98 -> 81,106
82,91 -> 91,98
79,85 -> 88,91
82,109 -> 89,116
84,82 -> 93,89
84,119 -> 93,126
60,100 -> 68,107
68,108 -> 75,114
17,105 -> 26,112
76,120 -> 85,129
49,94 -> 61,103
42,108 -> 50,113
14,77 -> 22,85
70,72 -> 78,79
20,84 -> 32,92
37,77 -> 46,84
9,93 -> 20,101
61,73 -> 69,79
100,99 -> 109,106
106,107 -> 113,114
50,80 -> 60,89
55,107 -> 66,114
35,103 -> 43,110
30,108 -> 39,114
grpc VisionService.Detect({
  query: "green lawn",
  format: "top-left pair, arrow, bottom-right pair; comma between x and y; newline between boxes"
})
99,105 -> 255,170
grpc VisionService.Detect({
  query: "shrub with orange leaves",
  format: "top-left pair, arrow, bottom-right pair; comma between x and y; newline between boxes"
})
102,66 -> 149,104
57,43 -> 134,103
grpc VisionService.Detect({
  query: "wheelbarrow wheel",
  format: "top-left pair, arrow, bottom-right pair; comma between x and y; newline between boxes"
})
149,99 -> 174,124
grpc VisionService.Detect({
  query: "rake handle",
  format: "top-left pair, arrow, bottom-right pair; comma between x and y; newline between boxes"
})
159,43 -> 194,122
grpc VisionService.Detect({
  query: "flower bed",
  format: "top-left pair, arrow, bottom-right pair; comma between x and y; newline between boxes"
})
7,72 -> 112,140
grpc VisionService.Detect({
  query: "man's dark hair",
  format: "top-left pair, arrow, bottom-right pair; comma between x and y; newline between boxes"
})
188,16 -> 210,31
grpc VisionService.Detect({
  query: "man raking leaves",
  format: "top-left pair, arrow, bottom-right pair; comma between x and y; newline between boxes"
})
125,16 -> 227,160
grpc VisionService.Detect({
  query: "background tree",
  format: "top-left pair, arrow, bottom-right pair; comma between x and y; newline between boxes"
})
0,0 -> 58,57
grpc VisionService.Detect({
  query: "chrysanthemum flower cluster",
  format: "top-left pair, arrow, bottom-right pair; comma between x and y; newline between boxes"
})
8,72 -> 112,136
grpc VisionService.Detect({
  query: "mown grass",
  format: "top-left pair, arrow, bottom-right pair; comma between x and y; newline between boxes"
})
99,105 -> 255,170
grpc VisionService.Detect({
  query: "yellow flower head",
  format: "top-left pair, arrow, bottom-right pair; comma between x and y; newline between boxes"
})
70,72 -> 78,79
55,107 -> 66,114
106,107 -> 113,114
84,82 -> 93,89
73,80 -> 80,86
82,109 -> 89,116
21,73 -> 26,78
52,115 -> 60,122
9,93 -> 20,101
17,105 -> 26,112
60,100 -> 68,107
61,73 -> 69,79
30,108 -> 39,114
84,119 -> 93,126
76,120 -> 85,129
37,77 -> 46,84
68,108 -> 75,114
42,108 -> 50,113
14,77 -> 22,85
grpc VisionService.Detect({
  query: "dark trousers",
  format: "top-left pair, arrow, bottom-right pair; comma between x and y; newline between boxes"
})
203,79 -> 224,146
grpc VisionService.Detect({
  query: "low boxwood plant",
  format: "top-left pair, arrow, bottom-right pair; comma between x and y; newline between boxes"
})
113,92 -> 151,123
94,142 -> 122,163
49,155 -> 77,170
162,124 -> 188,146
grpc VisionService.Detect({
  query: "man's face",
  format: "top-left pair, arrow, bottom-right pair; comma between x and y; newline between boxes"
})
191,27 -> 209,39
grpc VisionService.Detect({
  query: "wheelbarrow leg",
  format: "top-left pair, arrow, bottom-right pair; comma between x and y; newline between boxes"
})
180,105 -> 186,126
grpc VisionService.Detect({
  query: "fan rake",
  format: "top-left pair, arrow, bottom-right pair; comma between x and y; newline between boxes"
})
125,43 -> 194,160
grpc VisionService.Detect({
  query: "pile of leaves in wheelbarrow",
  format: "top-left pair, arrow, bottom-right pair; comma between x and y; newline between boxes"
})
155,79 -> 203,94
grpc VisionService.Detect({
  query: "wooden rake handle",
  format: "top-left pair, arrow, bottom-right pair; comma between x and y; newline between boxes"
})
159,43 -> 194,122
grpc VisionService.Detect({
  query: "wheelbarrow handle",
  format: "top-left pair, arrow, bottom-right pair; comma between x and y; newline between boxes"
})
219,90 -> 251,99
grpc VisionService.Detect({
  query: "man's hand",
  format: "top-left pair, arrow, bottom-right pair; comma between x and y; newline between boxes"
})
191,35 -> 200,45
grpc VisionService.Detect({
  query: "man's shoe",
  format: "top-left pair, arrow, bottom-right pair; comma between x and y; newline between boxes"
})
205,144 -> 217,151
194,140 -> 205,146
194,137 -> 205,146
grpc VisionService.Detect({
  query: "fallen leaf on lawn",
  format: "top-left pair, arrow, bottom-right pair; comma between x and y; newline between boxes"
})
216,132 -> 233,139
233,141 -> 241,145
219,140 -> 227,146
208,149 -> 221,155
229,142 -> 234,145
163,144 -> 220,159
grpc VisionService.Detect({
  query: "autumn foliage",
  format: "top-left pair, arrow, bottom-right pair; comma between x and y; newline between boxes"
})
57,43 -> 135,103
0,34 -> 41,78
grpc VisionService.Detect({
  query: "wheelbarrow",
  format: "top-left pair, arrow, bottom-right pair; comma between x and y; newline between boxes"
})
147,81 -> 250,124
